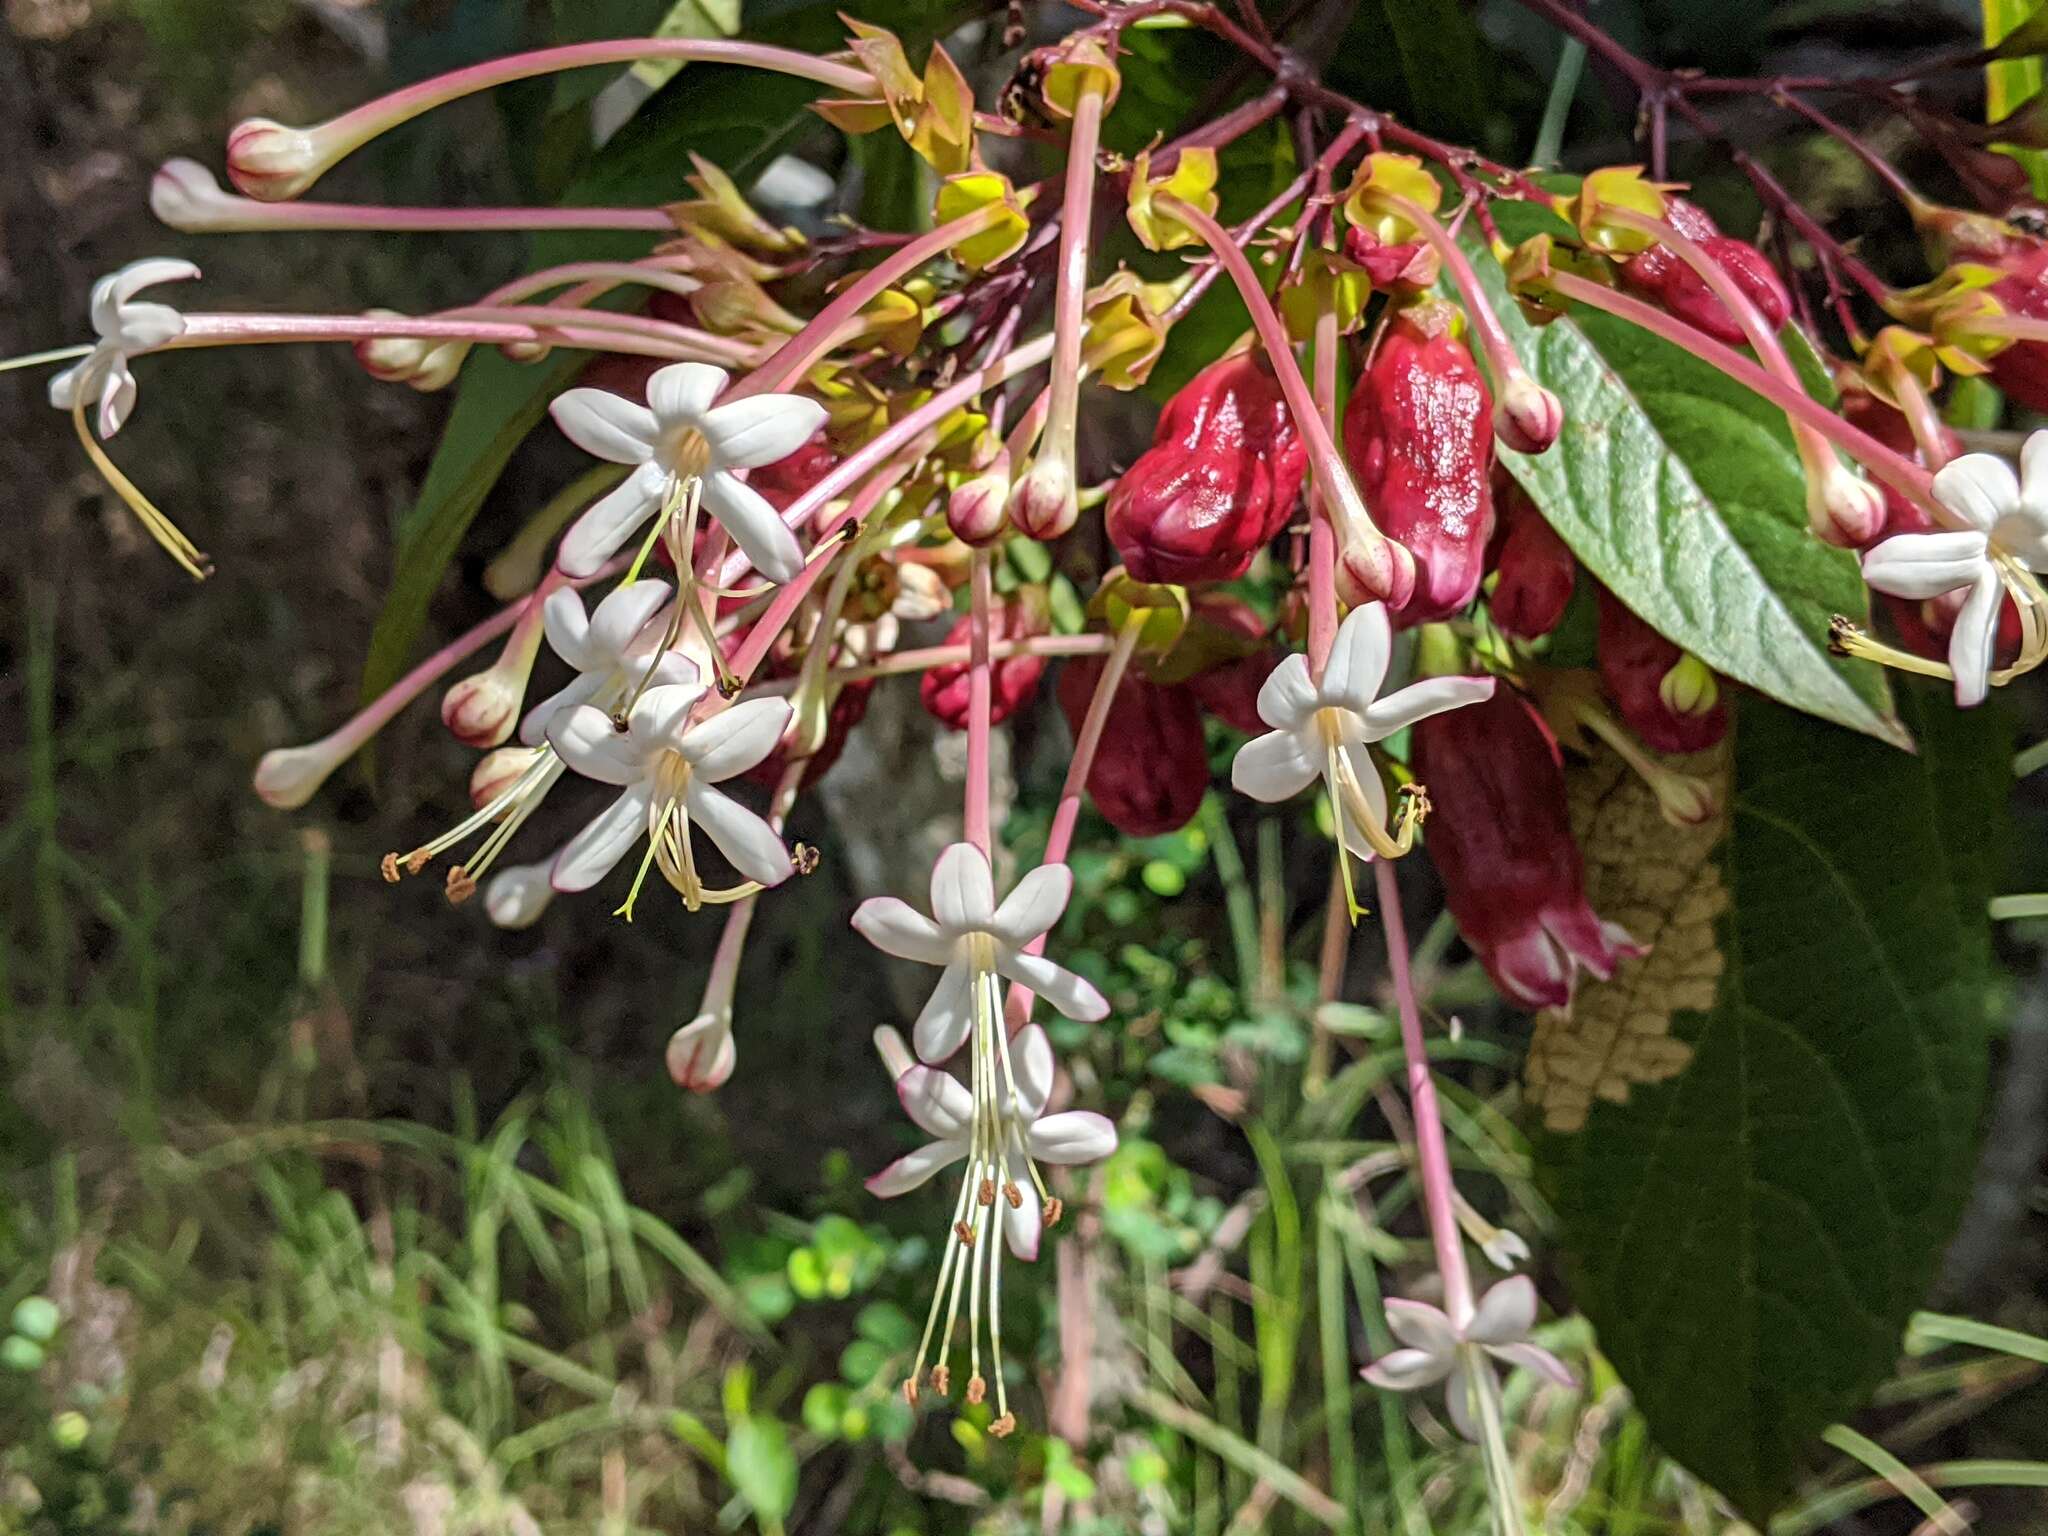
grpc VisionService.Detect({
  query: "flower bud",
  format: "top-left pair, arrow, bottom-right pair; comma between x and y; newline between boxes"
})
890,561 -> 951,622
667,1013 -> 737,1092
1490,477 -> 1576,640
1342,302 -> 1495,625
356,310 -> 469,392
470,746 -> 544,811
150,158 -> 252,232
1106,354 -> 1307,584
1839,387 -> 1955,544
948,459 -> 1012,545
1341,225 -> 1439,289
1657,653 -> 1718,718
484,863 -> 554,930
252,741 -> 343,810
919,591 -> 1051,729
1009,457 -> 1078,542
1411,688 -> 1643,1009
1807,459 -> 1887,549
225,117 -> 324,201
1596,589 -> 1728,753
1056,657 -> 1208,837
442,665 -> 526,749
1619,196 -> 1791,346
1494,372 -> 1563,455
1335,529 -> 1419,612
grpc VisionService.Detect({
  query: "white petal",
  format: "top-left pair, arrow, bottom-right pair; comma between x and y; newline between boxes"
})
646,361 -> 727,426
990,864 -> 1072,948
929,842 -> 997,933
1860,531 -> 1990,600
1323,602 -> 1393,714
1232,728 -> 1322,803
1011,1023 -> 1056,1118
866,1139 -> 967,1198
912,960 -> 975,1063
699,470 -> 805,584
541,587 -> 596,670
47,355 -> 92,411
997,949 -> 1108,1023
558,465 -> 665,578
681,697 -> 790,781
114,300 -> 186,351
1255,652 -> 1318,730
627,682 -> 707,750
1465,1276 -> 1538,1346
851,898 -> 956,966
1932,450 -> 2019,533
1383,1298 -> 1458,1356
96,362 -> 138,439
686,782 -> 792,887
1445,1362 -> 1481,1441
1028,1110 -> 1117,1165
1361,1347 -> 1451,1392
548,704 -> 650,786
550,387 -> 657,464
101,256 -> 199,319
1361,675 -> 1495,741
1948,565 -> 2002,709
586,579 -> 674,661
700,392 -> 829,470
1488,1341 -> 1577,1388
520,673 -> 601,747
896,1064 -> 974,1140
1002,1184 -> 1044,1260
2019,430 -> 2048,523
550,781 -> 654,892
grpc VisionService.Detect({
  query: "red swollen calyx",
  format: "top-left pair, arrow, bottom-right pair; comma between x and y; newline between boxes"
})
1619,196 -> 1791,347
1342,301 -> 1495,626
920,589 -> 1051,729
1490,477 -> 1576,641
1056,657 -> 1208,837
1596,590 -> 1728,754
1106,354 -> 1307,585
1411,687 -> 1643,1009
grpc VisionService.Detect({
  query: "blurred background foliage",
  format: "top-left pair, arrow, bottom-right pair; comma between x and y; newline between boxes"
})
1,0 -> 2046,1532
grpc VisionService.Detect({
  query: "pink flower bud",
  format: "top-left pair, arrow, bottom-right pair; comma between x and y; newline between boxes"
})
1839,387 -> 1957,545
1619,196 -> 1791,346
1342,303 -> 1496,625
470,746 -> 544,811
1106,354 -> 1307,585
1494,371 -> 1563,455
1412,688 -> 1643,1009
484,863 -> 554,929
1596,589 -> 1728,754
252,742 -> 341,810
1056,658 -> 1208,837
1490,477 -> 1576,641
225,117 -> 322,201
948,459 -> 1012,546
919,592 -> 1051,729
667,1013 -> 737,1092
1335,530 -> 1419,612
441,665 -> 526,749
1009,456 -> 1078,541
356,311 -> 468,392
1807,460 -> 1887,549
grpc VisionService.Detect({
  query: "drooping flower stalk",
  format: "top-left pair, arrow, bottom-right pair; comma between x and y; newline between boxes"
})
1013,79 -> 1109,539
964,548 -> 997,857
226,40 -> 875,200
1308,304 -> 1342,675
822,633 -> 1111,686
441,569 -> 567,749
152,158 -> 674,234
1607,205 -> 1882,545
1155,192 -> 1415,607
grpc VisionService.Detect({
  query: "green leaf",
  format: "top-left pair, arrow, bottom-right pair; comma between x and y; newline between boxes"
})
726,1416 -> 799,1523
1538,689 -> 2006,1521
1468,248 -> 1907,747
1373,0 -> 1491,143
1987,0 -> 2048,199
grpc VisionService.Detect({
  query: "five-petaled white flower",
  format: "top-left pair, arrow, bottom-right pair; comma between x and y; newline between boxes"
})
549,362 -> 825,584
1861,436 -> 2048,708
547,679 -> 792,899
49,258 -> 200,438
519,580 -> 698,745
851,843 -> 1107,1064
1361,1277 -> 1576,1440
868,1023 -> 1117,1260
1231,603 -> 1494,857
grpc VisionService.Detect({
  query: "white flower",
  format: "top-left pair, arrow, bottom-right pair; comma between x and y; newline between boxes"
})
547,681 -> 793,899
868,1024 -> 1116,1260
1861,437 -> 2048,707
49,258 -> 200,437
1230,603 -> 1493,858
549,362 -> 825,583
1361,1277 -> 1576,1440
851,843 -> 1108,1064
519,579 -> 696,745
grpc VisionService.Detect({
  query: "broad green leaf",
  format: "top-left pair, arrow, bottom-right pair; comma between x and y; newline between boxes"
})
1374,0 -> 1491,144
726,1416 -> 799,1522
1538,690 -> 2006,1521
1986,0 -> 2048,199
1468,248 -> 1907,747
